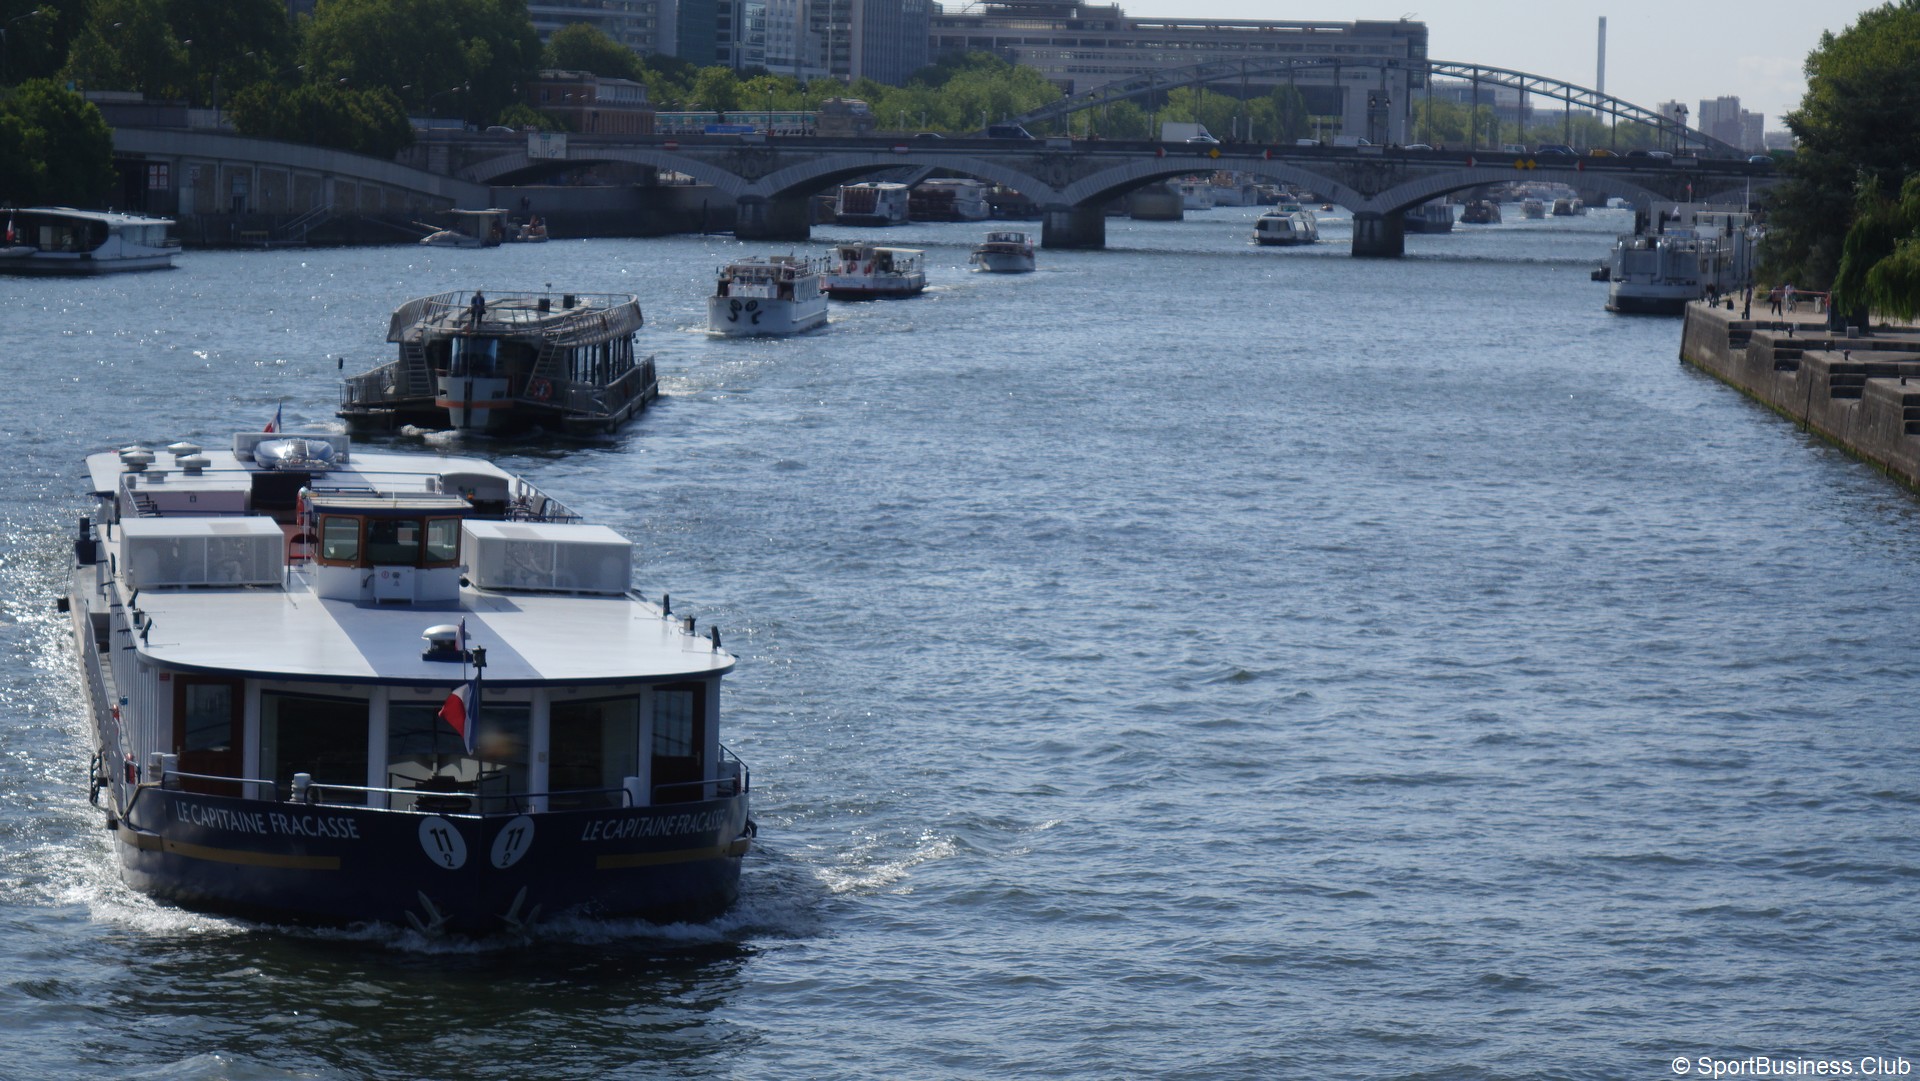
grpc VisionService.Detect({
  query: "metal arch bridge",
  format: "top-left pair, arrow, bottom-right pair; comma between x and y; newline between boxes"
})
1008,57 -> 1741,158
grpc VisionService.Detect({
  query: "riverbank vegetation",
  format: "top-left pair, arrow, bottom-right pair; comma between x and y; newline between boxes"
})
1766,0 -> 1920,315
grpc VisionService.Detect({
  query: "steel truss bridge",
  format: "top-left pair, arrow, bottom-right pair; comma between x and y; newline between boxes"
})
1008,56 -> 1742,158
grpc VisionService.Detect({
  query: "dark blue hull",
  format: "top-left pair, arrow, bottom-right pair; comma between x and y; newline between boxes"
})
113,788 -> 750,934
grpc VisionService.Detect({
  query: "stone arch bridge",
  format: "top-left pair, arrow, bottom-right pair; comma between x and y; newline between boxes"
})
450,133 -> 1776,256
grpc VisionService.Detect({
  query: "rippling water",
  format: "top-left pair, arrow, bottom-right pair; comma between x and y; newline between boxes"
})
1,205 -> 1915,1079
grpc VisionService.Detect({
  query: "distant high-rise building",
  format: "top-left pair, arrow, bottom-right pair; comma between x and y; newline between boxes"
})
1697,95 -> 1764,152
803,0 -> 929,85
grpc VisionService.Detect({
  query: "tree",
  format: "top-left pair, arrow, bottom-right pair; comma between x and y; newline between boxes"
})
62,0 -> 188,98
688,65 -> 739,112
1766,1 -> 1920,292
0,79 -> 113,205
227,80 -> 412,159
166,0 -> 293,107
300,0 -> 538,125
542,23 -> 639,81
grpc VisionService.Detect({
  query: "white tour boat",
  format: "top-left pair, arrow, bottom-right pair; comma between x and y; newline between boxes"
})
835,182 -> 911,226
420,209 -> 509,248
822,244 -> 927,299
1252,209 -> 1319,246
339,290 -> 657,433
0,207 -> 179,275
1521,198 -> 1548,219
969,231 -> 1036,274
708,254 -> 829,335
68,433 -> 753,934
1174,180 -> 1217,211
1602,204 -> 1762,315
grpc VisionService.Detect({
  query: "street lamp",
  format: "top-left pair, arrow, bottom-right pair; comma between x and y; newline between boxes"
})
1,7 -> 41,85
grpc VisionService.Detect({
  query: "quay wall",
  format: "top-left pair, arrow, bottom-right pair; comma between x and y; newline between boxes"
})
1679,303 -> 1920,491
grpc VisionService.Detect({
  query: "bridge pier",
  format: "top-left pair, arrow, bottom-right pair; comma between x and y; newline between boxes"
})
1041,204 -> 1105,250
733,195 -> 811,242
1350,212 -> 1405,258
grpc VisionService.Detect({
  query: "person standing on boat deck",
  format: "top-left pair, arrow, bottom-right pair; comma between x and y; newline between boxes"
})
469,290 -> 486,327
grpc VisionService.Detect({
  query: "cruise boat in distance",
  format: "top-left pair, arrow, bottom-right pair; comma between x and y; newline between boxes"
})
823,244 -> 926,299
339,290 -> 657,433
910,179 -> 990,221
1460,199 -> 1502,224
708,254 -> 829,335
1174,180 -> 1217,211
969,230 -> 1036,273
67,432 -> 753,934
0,207 -> 179,275
1402,201 -> 1454,233
1552,197 -> 1586,217
1252,208 -> 1319,246
835,182 -> 911,226
1208,172 -> 1260,207
1601,204 -> 1761,315
1521,198 -> 1548,219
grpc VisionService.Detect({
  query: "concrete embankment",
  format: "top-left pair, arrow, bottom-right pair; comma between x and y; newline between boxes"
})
1680,302 -> 1920,490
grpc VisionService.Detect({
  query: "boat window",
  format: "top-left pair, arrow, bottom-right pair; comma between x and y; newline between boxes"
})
320,515 -> 361,563
366,518 -> 420,564
425,517 -> 461,564
452,337 -> 500,377
551,695 -> 639,809
474,703 -> 530,812
651,682 -> 706,804
261,692 -> 369,801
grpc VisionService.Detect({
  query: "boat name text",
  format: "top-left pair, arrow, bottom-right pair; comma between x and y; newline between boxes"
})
170,799 -> 362,840
581,810 -> 729,841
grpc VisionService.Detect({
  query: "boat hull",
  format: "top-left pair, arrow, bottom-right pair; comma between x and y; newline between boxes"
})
707,294 -> 828,336
823,275 -> 926,300
111,786 -> 750,933
1605,286 -> 1692,315
0,251 -> 176,275
972,251 -> 1035,273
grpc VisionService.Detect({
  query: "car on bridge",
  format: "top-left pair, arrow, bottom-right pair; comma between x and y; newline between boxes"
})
1535,144 -> 1576,158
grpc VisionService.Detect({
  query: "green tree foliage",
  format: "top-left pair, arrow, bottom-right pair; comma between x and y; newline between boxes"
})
168,0 -> 293,108
0,78 -> 113,205
1,3 -> 78,86
300,0 -> 538,125
1767,1 -> 1920,292
541,23 -> 638,81
688,65 -> 739,112
63,0 -> 187,97
227,80 -> 412,158
1830,175 -> 1920,317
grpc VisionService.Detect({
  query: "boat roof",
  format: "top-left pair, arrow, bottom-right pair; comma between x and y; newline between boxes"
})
14,206 -> 175,227
87,435 -> 731,686
386,291 -> 644,343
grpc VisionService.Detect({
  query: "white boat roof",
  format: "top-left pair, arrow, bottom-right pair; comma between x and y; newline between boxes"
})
89,435 -> 732,686
18,206 -> 176,228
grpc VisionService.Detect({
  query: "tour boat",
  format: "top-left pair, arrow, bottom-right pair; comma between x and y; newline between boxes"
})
822,244 -> 927,300
708,254 -> 829,335
1552,197 -> 1586,217
1174,180 -> 1217,211
1208,172 -> 1260,207
339,290 -> 657,433
1522,198 -> 1548,219
1252,209 -> 1319,246
910,179 -> 991,222
0,207 -> 179,275
1460,199 -> 1502,224
68,433 -> 753,934
1602,205 -> 1761,315
969,231 -> 1036,273
1401,201 -> 1454,233
834,182 -> 911,226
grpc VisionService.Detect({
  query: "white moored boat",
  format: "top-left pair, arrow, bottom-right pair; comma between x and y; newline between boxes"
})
419,209 -> 510,248
1252,209 -> 1319,246
708,255 -> 829,335
0,207 -> 179,275
835,182 -> 911,226
910,179 -> 991,221
969,231 -> 1036,273
822,244 -> 927,299
68,433 -> 754,934
338,291 -> 658,434
1602,204 -> 1761,315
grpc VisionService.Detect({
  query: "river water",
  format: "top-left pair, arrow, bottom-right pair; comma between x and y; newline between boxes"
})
0,205 -> 1914,1080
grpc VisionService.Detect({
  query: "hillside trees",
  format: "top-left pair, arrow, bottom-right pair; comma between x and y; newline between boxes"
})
0,79 -> 114,205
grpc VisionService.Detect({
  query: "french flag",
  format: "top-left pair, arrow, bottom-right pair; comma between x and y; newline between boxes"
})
264,402 -> 282,434
436,619 -> 479,753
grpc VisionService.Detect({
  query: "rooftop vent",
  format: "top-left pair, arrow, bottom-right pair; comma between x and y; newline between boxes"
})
179,455 -> 210,475
166,441 -> 202,461
119,446 -> 154,472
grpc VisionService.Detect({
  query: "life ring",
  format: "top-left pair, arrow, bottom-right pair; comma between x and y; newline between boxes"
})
528,377 -> 553,401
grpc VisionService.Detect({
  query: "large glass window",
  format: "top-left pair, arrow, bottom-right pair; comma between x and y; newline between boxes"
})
425,518 -> 461,564
365,518 -> 420,564
551,695 -> 639,809
474,703 -> 530,813
320,516 -> 360,563
261,692 -> 369,801
651,683 -> 706,804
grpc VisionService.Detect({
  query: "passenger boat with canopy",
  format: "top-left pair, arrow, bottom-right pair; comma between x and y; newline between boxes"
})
67,431 -> 753,934
0,207 -> 179,275
707,254 -> 829,335
338,290 -> 657,433
822,244 -> 926,300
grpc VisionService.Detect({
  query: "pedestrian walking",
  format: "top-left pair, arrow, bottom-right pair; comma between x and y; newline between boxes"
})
1785,283 -> 1797,312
